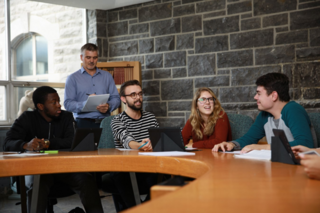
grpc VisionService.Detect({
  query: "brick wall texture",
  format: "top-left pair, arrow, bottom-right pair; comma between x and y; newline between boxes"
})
87,0 -> 320,127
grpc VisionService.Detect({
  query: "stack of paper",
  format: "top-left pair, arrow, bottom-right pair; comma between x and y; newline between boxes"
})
139,151 -> 195,156
234,150 -> 271,160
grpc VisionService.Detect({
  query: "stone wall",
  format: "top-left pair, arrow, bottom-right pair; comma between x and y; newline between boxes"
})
88,0 -> 320,127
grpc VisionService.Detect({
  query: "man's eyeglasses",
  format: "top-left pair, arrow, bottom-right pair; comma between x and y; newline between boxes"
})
198,97 -> 215,104
124,92 -> 143,99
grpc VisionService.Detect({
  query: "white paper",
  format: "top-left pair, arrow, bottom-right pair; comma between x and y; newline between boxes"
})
185,147 -> 198,151
139,151 -> 195,156
81,94 -> 110,112
2,153 -> 48,157
299,150 -> 320,156
234,150 -> 271,160
219,151 -> 241,154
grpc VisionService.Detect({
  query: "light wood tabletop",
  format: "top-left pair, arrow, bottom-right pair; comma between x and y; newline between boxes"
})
1,149 -> 320,213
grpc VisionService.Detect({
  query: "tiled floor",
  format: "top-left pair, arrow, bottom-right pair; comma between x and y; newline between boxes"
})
0,190 -> 116,213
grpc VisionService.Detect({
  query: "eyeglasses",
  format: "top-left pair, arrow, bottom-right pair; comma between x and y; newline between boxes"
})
124,92 -> 143,99
198,97 -> 215,104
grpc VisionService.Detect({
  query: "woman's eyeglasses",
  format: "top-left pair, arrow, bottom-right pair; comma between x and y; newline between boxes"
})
198,97 -> 215,104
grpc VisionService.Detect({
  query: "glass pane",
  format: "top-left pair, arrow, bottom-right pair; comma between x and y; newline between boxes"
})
10,0 -> 84,83
0,86 -> 6,120
16,35 -> 33,76
13,86 -> 65,120
36,35 -> 48,75
0,0 -> 7,80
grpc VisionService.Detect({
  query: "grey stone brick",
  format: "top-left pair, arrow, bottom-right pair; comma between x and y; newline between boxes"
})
296,43 -> 309,48
174,4 -> 195,17
157,118 -> 185,127
299,1 -> 320,9
220,86 -> 257,102
129,23 -> 149,34
230,29 -> 273,49
241,13 -> 252,19
154,69 -> 172,79
304,88 -> 320,100
222,103 -> 257,111
155,35 -> 175,52
241,18 -> 261,31
228,1 -> 252,15
108,21 -> 128,37
142,80 -> 160,95
276,30 -> 308,45
164,51 -> 187,67
109,41 -> 138,57
292,62 -> 320,87
168,112 -> 185,116
109,34 -> 149,42
168,101 -> 192,111
182,0 -> 202,3
253,0 -> 297,16
172,68 -> 187,78
124,56 -> 144,65
188,54 -> 216,76
188,50 -> 194,54
204,11 -> 226,19
203,16 -> 239,36
182,15 -> 202,32
108,58 -> 123,62
129,20 -> 138,24
177,34 -> 194,50
263,14 -> 288,27
139,3 -> 172,22
161,79 -> 194,100
228,0 -> 240,2
95,10 -> 107,22
97,23 -> 107,37
218,70 -> 230,75
195,32 -> 202,36
144,102 -> 167,116
145,54 -> 163,68
139,38 -> 154,54
217,50 -> 253,68
310,28 -> 320,47
196,0 -> 225,13
119,9 -> 137,20
231,66 -> 281,86
296,47 -> 320,61
195,36 -> 228,53
195,76 -> 229,87
142,70 -> 153,80
290,8 -> 320,30
255,45 -> 295,65
276,27 -> 288,33
150,18 -> 181,36
174,1 -> 182,6
143,96 -> 160,101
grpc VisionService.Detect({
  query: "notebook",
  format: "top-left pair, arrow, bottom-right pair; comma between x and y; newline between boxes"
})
70,128 -> 102,151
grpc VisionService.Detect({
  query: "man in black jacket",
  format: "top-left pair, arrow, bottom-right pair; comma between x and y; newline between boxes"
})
4,86 -> 103,213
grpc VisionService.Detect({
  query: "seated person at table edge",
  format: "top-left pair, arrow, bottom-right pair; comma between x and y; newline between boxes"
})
213,72 -> 314,153
182,87 -> 232,149
101,80 -> 158,212
292,145 -> 320,180
3,86 -> 103,213
64,43 -> 120,128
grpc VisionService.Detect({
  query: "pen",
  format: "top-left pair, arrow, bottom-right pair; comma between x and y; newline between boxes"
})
138,142 -> 148,149
86,93 -> 96,95
40,150 -> 59,154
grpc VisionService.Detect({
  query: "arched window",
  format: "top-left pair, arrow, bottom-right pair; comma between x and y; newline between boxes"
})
12,32 -> 48,79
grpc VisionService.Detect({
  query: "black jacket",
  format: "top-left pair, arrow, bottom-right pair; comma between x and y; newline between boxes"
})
3,110 -> 74,151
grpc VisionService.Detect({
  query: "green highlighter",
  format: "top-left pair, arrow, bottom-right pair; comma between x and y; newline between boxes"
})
40,150 -> 59,154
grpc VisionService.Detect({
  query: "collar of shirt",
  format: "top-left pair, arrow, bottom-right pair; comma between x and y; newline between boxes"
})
80,67 -> 101,77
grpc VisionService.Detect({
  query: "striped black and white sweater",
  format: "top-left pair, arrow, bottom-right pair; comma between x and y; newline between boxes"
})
111,111 -> 159,149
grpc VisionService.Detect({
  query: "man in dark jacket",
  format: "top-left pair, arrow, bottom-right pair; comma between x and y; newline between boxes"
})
4,86 -> 103,213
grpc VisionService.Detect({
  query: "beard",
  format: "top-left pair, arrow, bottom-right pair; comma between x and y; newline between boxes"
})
127,99 -> 143,111
44,107 -> 61,121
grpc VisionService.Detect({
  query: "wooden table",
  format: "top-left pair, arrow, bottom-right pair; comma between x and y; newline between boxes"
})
1,149 -> 320,213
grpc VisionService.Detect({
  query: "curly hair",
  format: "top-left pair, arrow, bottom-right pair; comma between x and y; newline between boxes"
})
189,87 -> 225,139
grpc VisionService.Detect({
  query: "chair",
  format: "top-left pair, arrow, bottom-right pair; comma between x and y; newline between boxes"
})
99,115 -> 116,149
308,112 -> 320,148
226,113 -> 254,140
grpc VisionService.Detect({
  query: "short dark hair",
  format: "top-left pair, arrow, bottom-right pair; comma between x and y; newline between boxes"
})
81,43 -> 99,56
120,80 -> 141,97
33,86 -> 57,109
255,73 -> 290,102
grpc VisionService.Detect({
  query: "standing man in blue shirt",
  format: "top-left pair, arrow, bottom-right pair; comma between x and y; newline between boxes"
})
64,43 -> 120,128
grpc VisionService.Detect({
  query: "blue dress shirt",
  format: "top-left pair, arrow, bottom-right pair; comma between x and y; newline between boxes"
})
64,67 -> 121,119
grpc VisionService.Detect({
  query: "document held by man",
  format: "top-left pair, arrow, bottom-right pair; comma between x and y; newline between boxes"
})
81,94 -> 110,112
